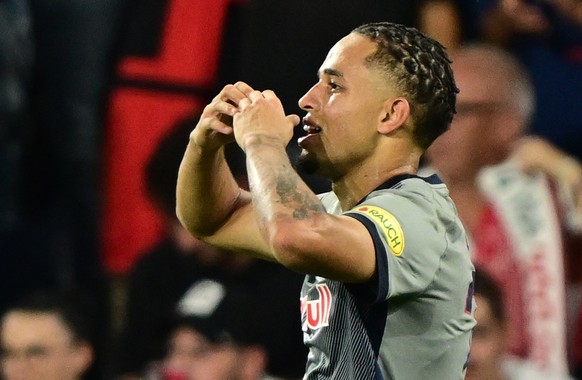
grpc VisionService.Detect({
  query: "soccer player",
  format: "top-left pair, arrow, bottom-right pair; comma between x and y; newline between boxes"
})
177,22 -> 475,379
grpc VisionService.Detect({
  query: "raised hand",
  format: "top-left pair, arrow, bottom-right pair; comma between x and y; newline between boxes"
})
232,89 -> 301,152
190,81 -> 254,151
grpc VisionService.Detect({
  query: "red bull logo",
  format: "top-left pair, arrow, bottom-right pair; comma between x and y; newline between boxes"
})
301,284 -> 332,330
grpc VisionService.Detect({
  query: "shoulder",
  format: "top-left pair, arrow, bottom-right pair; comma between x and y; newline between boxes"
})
364,177 -> 450,215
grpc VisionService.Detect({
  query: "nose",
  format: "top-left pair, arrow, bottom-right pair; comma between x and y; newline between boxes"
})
298,83 -> 318,112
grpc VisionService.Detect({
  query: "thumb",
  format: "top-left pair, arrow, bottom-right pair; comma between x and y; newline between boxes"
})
286,114 -> 301,127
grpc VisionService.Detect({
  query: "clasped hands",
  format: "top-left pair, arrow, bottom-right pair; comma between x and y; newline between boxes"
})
194,81 -> 301,153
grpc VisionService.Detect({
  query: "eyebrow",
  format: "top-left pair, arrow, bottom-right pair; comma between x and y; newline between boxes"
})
319,68 -> 344,78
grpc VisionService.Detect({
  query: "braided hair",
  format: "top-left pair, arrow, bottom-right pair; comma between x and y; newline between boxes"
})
353,22 -> 458,149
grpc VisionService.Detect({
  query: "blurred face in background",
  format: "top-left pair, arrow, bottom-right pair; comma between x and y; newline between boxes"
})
0,311 -> 93,380
465,294 -> 507,380
162,326 -> 266,380
426,53 -> 525,183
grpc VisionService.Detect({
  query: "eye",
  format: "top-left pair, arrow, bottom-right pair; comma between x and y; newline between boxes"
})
328,81 -> 342,92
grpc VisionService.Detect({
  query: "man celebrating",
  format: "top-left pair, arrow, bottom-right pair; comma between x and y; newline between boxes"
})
177,22 -> 475,379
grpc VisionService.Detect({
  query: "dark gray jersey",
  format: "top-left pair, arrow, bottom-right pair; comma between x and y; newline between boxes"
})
300,174 -> 475,380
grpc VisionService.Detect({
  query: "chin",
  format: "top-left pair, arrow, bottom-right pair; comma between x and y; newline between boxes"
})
295,150 -> 320,176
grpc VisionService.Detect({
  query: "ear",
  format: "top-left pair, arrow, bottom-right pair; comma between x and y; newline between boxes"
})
72,342 -> 94,375
378,97 -> 410,135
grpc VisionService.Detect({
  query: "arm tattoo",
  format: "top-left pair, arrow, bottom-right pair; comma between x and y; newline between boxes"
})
275,172 -> 325,220
246,138 -> 324,223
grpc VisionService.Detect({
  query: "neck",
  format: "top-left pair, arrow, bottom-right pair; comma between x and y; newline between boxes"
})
328,137 -> 423,211
333,161 -> 419,211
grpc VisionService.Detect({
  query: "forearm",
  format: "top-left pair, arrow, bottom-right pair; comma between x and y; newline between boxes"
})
176,138 -> 243,237
244,137 -> 326,259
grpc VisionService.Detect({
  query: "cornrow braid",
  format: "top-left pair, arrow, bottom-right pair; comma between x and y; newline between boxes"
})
353,22 -> 458,149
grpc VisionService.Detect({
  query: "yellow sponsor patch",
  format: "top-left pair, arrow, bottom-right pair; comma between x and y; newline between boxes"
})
354,205 -> 405,256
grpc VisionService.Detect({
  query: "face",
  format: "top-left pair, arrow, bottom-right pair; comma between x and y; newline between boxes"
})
297,33 -> 395,179
465,295 -> 507,380
162,327 -> 261,380
425,56 -> 523,183
0,311 -> 92,380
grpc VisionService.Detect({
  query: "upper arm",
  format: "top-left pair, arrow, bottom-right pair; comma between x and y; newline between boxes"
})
202,190 -> 276,261
345,199 -> 448,301
199,188 -> 378,280
277,192 -> 448,298
270,213 -> 377,283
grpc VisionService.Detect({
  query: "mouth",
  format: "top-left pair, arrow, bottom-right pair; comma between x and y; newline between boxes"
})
297,116 -> 322,148
302,116 -> 322,135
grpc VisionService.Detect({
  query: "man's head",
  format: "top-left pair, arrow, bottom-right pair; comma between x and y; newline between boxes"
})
426,44 -> 535,183
161,279 -> 267,380
296,22 -> 457,178
0,292 -> 94,380
466,269 -> 508,380
352,22 -> 458,149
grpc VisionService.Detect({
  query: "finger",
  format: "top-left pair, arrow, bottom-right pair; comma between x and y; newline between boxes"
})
212,98 -> 238,117
262,89 -> 277,99
238,97 -> 251,110
263,90 -> 284,109
210,118 -> 235,135
234,81 -> 255,97
286,114 -> 301,127
248,90 -> 265,102
217,83 -> 254,108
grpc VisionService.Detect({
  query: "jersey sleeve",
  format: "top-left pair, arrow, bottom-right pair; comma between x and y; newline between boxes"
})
344,190 -> 449,304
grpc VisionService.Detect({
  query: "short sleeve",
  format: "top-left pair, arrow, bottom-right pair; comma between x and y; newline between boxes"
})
344,191 -> 448,304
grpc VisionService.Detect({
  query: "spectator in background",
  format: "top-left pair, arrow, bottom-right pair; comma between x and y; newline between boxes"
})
115,113 -> 306,379
468,268 -> 575,380
424,43 -> 582,377
476,0 -> 582,163
0,291 -> 97,380
419,0 -> 582,164
144,279 -> 275,380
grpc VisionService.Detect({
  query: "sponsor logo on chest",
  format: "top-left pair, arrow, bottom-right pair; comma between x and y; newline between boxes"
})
301,283 -> 332,330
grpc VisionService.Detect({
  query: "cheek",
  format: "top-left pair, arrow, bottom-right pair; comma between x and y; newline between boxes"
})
49,360 -> 76,379
188,353 -> 238,380
470,338 -> 493,363
21,361 -> 65,380
471,331 -> 505,366
427,126 -> 471,169
443,122 -> 475,150
167,353 -> 194,373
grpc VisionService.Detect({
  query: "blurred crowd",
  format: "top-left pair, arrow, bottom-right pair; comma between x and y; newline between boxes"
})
0,0 -> 581,379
